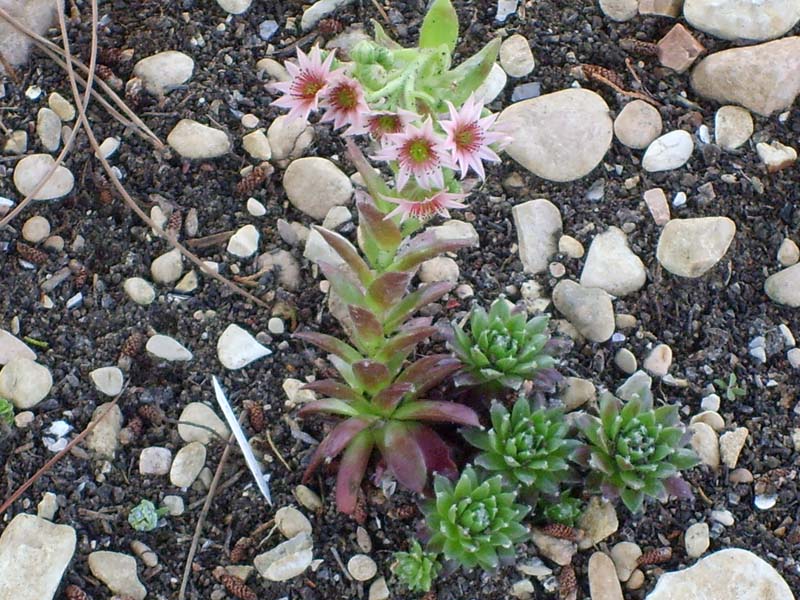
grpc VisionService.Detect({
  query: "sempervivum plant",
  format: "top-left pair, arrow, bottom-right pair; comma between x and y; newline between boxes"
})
578,385 -> 698,512
462,396 -> 578,495
449,298 -> 558,391
392,540 -> 442,593
295,184 -> 480,514
424,467 -> 529,570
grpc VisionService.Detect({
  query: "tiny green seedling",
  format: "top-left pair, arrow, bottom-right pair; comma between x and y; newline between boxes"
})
713,373 -> 746,402
128,499 -> 169,532
0,397 -> 14,427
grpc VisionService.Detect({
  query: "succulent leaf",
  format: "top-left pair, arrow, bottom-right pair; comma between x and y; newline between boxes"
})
392,540 -> 441,593
336,429 -> 374,514
294,331 -> 363,364
313,226 -> 373,286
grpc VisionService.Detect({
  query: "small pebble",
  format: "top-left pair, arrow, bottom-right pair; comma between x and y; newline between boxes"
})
777,238 -> 799,266
22,216 -> 51,243
499,34 -> 535,77
241,113 -> 259,129
684,522 -> 710,558
614,348 -> 637,374
139,446 -> 172,476
275,506 -> 313,538
247,197 -> 267,217
347,554 -> 378,581
268,317 -> 285,335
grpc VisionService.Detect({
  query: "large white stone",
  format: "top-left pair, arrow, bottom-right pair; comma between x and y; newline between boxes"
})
254,533 -> 314,581
691,37 -> 800,117
216,0 -> 252,13
217,324 -> 272,370
552,280 -> 615,343
646,549 -> 793,600
89,366 -> 124,396
614,100 -> 663,149
765,263 -> 800,307
167,119 -> 231,159
497,89 -> 613,182
88,551 -> 147,600
0,357 -> 52,409
684,0 -> 800,41
656,217 -> 736,277
714,106 -> 753,150
580,227 -> 646,297
13,154 -> 74,200
178,402 -> 229,444
133,50 -> 194,94
0,329 -> 36,365
0,514 -> 76,600
146,334 -> 193,361
642,130 -> 694,172
513,199 -> 562,274
284,157 -> 353,220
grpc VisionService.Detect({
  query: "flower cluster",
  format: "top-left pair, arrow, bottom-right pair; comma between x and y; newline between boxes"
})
270,21 -> 508,224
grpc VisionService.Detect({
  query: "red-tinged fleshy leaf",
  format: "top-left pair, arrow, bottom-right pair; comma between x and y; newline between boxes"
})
302,379 -> 360,403
313,226 -> 373,286
346,140 -> 393,209
375,326 -> 438,367
384,281 -> 454,332
356,191 -> 402,251
389,229 -> 474,272
317,261 -> 366,306
352,359 -> 392,394
336,429 -> 375,514
372,382 -> 415,412
349,305 -> 384,351
398,316 -> 434,332
393,400 -> 481,427
299,399 -> 360,417
378,421 -> 427,493
412,424 -> 458,480
294,331 -> 363,364
303,417 -> 374,482
394,355 -> 461,399
366,271 -> 413,312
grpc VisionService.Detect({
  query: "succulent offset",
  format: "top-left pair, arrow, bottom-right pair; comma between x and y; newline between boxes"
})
128,499 -> 168,532
0,397 -> 13,426
424,467 -> 529,570
296,187 -> 480,515
449,299 -> 558,390
578,383 -> 698,512
538,492 -> 583,526
462,397 -> 578,495
392,539 -> 442,593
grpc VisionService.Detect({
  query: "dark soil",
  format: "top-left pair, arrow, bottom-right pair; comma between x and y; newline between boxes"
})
1,0 -> 799,599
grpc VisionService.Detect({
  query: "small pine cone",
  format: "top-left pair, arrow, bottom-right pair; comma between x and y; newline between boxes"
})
16,242 -> 48,265
318,18 -> 344,35
137,404 -> 164,425
72,266 -> 89,288
95,64 -> 123,90
230,536 -> 254,563
353,489 -> 367,525
213,567 -> 257,600
65,584 -> 90,600
558,565 -> 577,600
580,64 -> 626,89
387,504 -> 417,520
244,401 -> 265,433
166,210 -> 182,235
236,167 -> 268,196
620,38 -> 659,56
98,47 -> 134,65
541,523 -> 583,542
121,332 -> 147,357
637,547 -> 672,566
126,415 -> 144,438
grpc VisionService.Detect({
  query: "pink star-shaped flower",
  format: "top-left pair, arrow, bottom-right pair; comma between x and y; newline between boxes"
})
271,46 -> 342,122
319,76 -> 370,134
373,118 -> 452,191
383,190 -> 467,223
439,95 -> 510,180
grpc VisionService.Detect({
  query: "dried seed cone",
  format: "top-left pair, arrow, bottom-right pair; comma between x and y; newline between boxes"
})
121,332 -> 147,357
558,565 -> 577,600
65,584 -> 90,600
638,547 -> 672,566
213,567 -> 257,600
244,401 -> 265,433
16,242 -> 48,265
236,167 -> 268,196
318,18 -> 344,35
230,537 -> 254,563
540,523 -> 582,542
166,210 -> 183,235
137,404 -> 164,425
